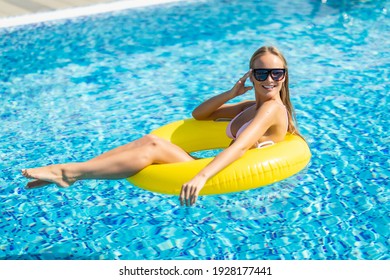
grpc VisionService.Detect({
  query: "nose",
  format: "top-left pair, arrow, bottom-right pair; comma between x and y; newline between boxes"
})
265,73 -> 273,82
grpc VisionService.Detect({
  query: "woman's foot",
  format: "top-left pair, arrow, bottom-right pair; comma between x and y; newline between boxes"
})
22,164 -> 76,188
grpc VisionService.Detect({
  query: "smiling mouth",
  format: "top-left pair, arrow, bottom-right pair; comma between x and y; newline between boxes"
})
262,85 -> 274,90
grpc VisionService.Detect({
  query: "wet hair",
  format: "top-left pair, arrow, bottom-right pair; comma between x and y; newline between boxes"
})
249,46 -> 303,139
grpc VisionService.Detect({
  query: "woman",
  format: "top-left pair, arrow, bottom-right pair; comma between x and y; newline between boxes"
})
22,46 -> 301,206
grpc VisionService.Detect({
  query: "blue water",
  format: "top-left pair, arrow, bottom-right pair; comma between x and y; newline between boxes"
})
0,0 -> 389,260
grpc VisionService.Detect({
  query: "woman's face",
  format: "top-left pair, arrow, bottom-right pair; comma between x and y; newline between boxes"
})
251,53 -> 285,99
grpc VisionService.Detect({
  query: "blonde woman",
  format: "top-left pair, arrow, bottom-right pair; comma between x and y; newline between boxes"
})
23,46 -> 302,206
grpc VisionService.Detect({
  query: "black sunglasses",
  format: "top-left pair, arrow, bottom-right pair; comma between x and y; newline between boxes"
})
253,68 -> 286,81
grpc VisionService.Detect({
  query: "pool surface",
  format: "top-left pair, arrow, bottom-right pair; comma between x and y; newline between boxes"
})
0,0 -> 389,259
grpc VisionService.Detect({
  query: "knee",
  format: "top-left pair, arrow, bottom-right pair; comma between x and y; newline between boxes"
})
141,134 -> 162,148
139,134 -> 165,162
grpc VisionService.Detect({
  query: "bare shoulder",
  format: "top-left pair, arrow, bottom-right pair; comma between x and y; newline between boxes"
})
255,100 -> 285,117
258,99 -> 282,110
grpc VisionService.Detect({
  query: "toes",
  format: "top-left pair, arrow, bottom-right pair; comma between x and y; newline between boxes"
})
22,169 -> 33,178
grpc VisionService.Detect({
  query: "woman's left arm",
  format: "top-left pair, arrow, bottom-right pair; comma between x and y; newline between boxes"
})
180,102 -> 279,206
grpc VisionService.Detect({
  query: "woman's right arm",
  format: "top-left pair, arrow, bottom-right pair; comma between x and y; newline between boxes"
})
192,70 -> 253,120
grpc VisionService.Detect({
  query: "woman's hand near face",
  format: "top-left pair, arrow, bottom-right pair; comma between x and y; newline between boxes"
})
230,69 -> 253,98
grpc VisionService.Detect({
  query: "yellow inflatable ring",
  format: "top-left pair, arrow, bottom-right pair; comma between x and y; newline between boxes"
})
127,119 -> 311,195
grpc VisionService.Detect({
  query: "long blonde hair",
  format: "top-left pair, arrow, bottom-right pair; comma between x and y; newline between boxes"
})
249,46 -> 303,139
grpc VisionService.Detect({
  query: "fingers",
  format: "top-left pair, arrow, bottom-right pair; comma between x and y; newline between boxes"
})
243,69 -> 253,80
244,69 -> 253,84
179,184 -> 200,207
190,187 -> 199,206
179,184 -> 191,206
238,69 -> 252,83
179,184 -> 186,206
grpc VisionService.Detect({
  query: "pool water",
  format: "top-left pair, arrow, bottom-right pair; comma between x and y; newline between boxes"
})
0,0 -> 389,260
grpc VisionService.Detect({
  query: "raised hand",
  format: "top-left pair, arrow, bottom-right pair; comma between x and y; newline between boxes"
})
230,69 -> 253,97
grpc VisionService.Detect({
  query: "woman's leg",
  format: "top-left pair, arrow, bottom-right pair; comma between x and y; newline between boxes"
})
22,134 -> 194,189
